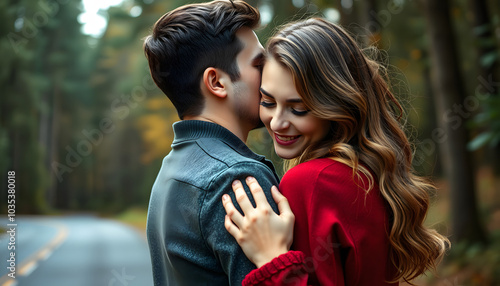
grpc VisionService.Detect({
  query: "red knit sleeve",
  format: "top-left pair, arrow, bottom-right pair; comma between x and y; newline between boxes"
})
242,251 -> 310,286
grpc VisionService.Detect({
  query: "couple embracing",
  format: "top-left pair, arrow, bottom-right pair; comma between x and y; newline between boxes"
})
143,1 -> 449,285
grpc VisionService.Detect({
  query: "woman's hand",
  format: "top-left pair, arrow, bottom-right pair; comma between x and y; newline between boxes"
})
222,176 -> 295,268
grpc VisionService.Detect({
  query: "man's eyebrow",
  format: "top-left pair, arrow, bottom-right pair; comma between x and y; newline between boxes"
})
259,88 -> 303,103
252,52 -> 265,63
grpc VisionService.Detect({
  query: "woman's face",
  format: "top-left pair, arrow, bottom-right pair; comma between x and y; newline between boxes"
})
259,57 -> 330,159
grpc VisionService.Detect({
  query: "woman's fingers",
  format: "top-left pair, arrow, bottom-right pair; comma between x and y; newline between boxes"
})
222,194 -> 244,227
271,186 -> 295,249
232,180 -> 255,212
224,214 -> 240,239
245,177 -> 270,209
271,186 -> 294,219
222,180 -> 295,268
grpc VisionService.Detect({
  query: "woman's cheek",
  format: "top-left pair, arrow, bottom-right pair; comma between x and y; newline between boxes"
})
259,107 -> 272,128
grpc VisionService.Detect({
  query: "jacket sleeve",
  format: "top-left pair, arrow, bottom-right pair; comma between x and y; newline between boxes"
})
200,161 -> 281,286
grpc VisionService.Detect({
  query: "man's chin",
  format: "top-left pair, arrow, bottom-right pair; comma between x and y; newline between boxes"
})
250,119 -> 265,130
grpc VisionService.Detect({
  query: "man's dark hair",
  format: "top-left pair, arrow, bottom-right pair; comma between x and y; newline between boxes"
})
143,0 -> 260,119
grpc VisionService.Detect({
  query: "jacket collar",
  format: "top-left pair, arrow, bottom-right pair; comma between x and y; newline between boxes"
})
172,120 -> 266,161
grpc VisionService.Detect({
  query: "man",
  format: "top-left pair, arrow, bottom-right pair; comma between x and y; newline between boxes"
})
143,1 -> 280,285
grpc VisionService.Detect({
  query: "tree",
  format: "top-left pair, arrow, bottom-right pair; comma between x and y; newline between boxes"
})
420,0 -> 487,244
467,0 -> 500,177
0,0 -> 52,213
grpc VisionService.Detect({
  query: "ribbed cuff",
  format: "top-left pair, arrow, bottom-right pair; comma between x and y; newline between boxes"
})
243,251 -> 305,286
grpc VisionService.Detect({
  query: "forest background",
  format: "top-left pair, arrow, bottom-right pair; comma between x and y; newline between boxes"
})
1,0 -> 499,284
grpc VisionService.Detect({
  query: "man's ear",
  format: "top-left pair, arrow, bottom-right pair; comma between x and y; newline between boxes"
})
202,67 -> 229,99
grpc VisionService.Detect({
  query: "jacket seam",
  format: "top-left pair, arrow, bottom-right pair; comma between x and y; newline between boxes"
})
196,140 -> 230,167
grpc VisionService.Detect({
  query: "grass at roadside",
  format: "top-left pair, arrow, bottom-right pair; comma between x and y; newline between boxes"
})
113,207 -> 148,235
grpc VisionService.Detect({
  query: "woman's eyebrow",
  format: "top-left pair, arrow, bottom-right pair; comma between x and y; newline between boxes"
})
259,88 -> 303,103
259,87 -> 274,98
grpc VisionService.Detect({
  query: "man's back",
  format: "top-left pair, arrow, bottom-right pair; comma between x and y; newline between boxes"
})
147,120 -> 279,285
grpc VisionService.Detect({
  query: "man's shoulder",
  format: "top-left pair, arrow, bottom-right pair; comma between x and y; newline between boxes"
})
195,137 -> 263,166
167,136 -> 256,165
198,138 -> 275,180
159,137 -> 275,191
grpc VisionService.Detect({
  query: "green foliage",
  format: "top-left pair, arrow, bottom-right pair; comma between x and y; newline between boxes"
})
112,207 -> 148,231
480,51 -> 499,68
469,96 -> 500,150
432,235 -> 500,285
0,0 -> 51,213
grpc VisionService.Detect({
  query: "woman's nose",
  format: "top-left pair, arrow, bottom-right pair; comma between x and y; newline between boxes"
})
270,110 -> 290,131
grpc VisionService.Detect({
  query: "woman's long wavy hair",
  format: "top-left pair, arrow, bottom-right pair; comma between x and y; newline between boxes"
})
267,18 -> 450,283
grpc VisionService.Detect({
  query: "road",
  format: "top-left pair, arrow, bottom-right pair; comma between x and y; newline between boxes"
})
0,215 -> 153,286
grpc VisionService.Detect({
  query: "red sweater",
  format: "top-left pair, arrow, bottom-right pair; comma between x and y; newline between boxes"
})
243,158 -> 399,286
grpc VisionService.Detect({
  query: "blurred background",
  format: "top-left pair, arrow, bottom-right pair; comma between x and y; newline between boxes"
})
0,0 -> 499,285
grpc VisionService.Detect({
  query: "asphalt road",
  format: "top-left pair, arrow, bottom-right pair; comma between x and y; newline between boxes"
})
0,215 -> 153,286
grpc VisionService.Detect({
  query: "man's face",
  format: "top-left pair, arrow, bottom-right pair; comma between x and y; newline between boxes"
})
230,27 -> 265,130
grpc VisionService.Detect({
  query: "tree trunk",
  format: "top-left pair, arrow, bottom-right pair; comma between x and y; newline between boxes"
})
38,83 -> 56,207
468,0 -> 500,177
339,0 -> 356,30
421,0 -> 487,244
365,0 -> 380,46
468,0 -> 499,86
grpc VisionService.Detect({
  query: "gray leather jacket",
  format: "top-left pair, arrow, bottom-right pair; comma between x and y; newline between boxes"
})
147,120 -> 280,285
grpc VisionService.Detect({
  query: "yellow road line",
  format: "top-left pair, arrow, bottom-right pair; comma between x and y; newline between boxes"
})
0,220 -> 69,286
2,280 -> 17,286
37,248 -> 52,261
18,261 -> 37,276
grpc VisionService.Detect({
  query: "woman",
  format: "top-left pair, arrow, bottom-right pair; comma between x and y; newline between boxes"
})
221,18 -> 449,285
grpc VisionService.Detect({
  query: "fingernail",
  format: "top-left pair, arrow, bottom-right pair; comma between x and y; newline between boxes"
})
232,180 -> 239,186
271,186 -> 278,192
222,194 -> 229,201
246,176 -> 255,182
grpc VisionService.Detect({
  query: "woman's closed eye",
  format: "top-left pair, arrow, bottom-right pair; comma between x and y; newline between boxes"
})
260,101 -> 275,108
291,108 -> 309,116
259,89 -> 310,116
260,101 -> 309,116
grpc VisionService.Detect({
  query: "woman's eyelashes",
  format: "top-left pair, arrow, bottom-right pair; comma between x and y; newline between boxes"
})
291,108 -> 309,116
259,101 -> 275,108
259,100 -> 310,116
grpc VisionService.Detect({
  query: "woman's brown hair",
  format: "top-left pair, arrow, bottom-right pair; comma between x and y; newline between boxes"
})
267,18 -> 450,283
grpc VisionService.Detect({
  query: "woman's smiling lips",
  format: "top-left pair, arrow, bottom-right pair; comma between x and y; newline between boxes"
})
274,133 -> 301,146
